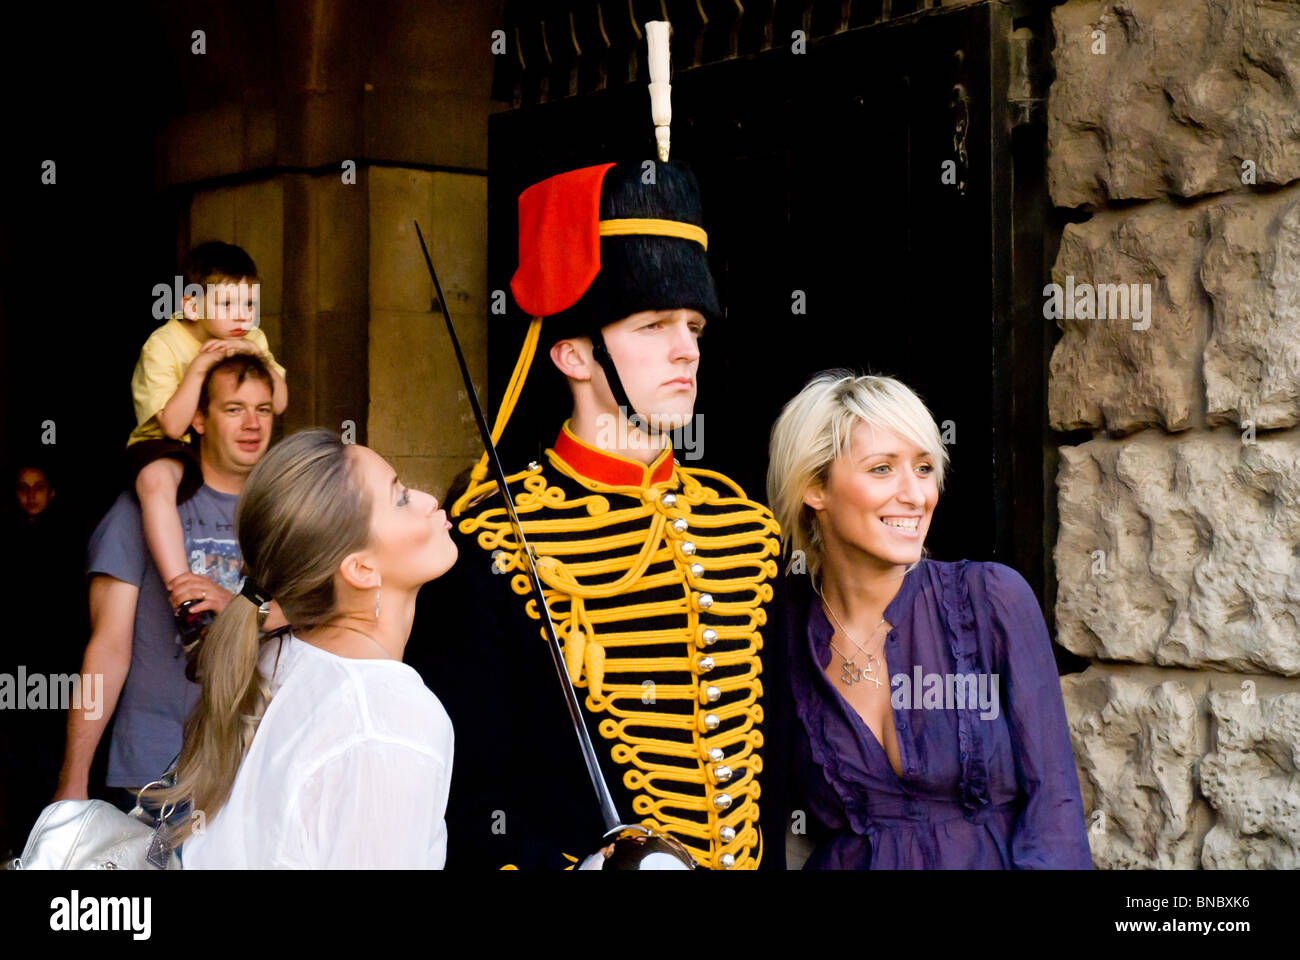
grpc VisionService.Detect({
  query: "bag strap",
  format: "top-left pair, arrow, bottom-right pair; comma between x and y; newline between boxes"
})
131,752 -> 181,820
131,752 -> 184,869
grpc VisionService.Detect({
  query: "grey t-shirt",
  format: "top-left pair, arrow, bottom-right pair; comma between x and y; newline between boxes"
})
86,484 -> 243,787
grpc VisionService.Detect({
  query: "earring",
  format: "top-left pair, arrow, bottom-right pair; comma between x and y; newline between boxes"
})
375,580 -> 382,621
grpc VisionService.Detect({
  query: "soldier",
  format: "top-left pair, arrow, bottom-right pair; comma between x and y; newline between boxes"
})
408,156 -> 786,870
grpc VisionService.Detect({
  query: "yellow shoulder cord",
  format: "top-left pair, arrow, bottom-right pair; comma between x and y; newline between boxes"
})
451,316 -> 544,518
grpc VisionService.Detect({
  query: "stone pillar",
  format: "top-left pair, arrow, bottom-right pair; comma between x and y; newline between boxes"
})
1046,0 -> 1300,868
366,167 -> 489,500
154,0 -> 503,499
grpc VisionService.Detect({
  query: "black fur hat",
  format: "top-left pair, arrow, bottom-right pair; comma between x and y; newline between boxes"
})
511,160 -> 721,344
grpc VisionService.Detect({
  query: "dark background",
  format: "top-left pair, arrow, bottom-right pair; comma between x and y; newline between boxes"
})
2,6 -> 182,544
0,6 -> 180,851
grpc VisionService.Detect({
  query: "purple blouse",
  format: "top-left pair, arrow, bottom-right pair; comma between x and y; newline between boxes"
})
788,558 -> 1092,869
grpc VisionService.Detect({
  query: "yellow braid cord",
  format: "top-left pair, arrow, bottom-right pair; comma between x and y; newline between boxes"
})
563,625 -> 586,684
597,217 -> 708,250
458,447 -> 780,869
583,640 -> 606,699
450,316 -> 544,518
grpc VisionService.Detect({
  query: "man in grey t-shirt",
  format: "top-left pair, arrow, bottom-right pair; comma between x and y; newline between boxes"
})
54,354 -> 288,808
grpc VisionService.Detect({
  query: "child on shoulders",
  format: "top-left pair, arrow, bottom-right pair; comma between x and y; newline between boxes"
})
126,241 -> 287,604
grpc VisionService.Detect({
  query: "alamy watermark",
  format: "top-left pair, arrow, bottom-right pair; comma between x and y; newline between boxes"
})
150,277 -> 261,326
595,409 -> 704,461
891,668 -> 1000,720
0,668 -> 104,720
1043,275 -> 1151,331
50,891 -> 151,940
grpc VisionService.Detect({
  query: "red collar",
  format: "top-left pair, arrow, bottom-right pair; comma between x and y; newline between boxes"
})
551,421 -> 675,488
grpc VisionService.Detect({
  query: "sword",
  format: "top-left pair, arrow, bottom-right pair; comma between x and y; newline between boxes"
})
412,220 -> 623,833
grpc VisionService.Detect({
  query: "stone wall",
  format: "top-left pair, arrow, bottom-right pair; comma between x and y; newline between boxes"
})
1047,0 -> 1300,868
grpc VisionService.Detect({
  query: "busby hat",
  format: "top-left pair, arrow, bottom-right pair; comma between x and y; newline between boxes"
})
510,159 -> 720,344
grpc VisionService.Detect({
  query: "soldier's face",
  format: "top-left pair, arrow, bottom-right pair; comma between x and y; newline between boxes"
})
804,422 -> 939,570
348,444 -> 457,589
598,308 -> 704,431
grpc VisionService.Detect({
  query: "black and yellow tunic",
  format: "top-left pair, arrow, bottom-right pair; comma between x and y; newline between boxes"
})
409,421 -> 783,869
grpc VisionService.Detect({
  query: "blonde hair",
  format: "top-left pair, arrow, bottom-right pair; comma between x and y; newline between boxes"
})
145,428 -> 373,841
766,370 -> 950,583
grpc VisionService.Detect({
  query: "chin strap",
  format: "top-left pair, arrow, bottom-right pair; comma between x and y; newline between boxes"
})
590,330 -> 664,438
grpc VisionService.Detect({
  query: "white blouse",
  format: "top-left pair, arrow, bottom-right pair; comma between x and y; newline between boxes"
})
182,633 -> 453,869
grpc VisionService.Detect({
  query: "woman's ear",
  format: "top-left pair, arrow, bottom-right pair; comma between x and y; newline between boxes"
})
337,552 -> 381,592
803,480 -> 826,513
549,337 -> 594,382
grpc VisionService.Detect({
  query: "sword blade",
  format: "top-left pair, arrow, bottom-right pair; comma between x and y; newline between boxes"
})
413,220 -> 622,833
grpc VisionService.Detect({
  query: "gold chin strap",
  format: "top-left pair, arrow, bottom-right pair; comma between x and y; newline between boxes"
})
598,218 -> 708,251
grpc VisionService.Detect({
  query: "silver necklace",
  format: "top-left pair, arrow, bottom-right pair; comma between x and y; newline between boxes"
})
308,624 -> 392,661
814,586 -> 887,689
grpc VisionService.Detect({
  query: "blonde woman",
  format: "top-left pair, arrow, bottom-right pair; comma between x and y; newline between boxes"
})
147,428 -> 458,868
767,372 -> 1090,869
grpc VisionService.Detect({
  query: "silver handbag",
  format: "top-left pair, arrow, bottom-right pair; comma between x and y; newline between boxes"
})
8,768 -> 181,871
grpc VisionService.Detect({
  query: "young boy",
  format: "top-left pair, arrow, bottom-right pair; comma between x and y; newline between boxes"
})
127,241 -> 287,600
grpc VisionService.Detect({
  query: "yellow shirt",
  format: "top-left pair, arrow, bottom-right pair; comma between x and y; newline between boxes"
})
127,315 -> 286,446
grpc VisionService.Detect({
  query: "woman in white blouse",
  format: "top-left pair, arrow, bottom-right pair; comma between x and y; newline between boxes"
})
148,428 -> 458,868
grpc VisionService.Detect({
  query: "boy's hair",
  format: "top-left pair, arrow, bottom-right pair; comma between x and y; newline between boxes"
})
197,354 -> 274,415
182,241 -> 259,287
766,370 -> 950,583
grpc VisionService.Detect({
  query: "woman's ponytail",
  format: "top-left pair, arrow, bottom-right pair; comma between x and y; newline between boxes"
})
141,428 -> 373,843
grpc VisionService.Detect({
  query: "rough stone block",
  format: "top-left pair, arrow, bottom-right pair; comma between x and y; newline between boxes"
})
1062,667 -> 1209,869
1202,184 -> 1300,430
1055,430 -> 1300,674
1047,204 -> 1208,433
1049,0 -> 1300,208
1200,690 -> 1300,868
